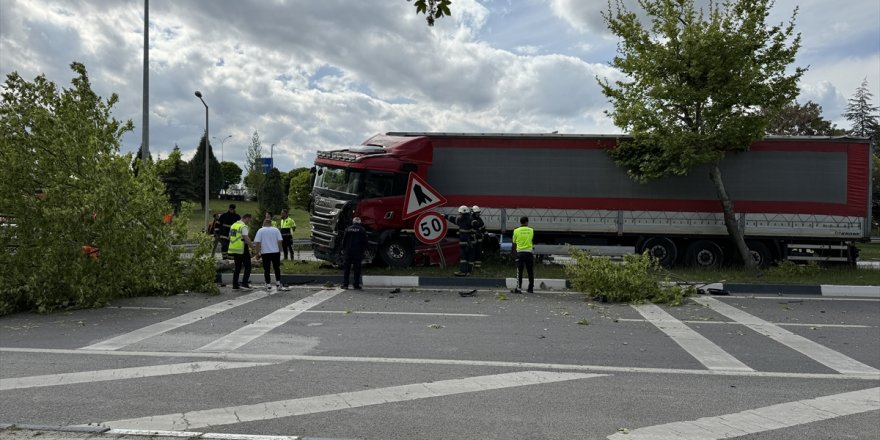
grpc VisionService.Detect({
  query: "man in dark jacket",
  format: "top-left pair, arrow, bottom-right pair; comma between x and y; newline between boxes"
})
217,204 -> 240,258
341,217 -> 368,290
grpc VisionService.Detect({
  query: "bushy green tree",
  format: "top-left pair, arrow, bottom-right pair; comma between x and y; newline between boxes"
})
599,0 -> 804,268
219,161 -> 242,191
288,167 -> 312,210
0,63 -> 215,315
188,134 -> 224,205
259,168 -> 287,216
766,100 -> 841,136
156,146 -> 197,213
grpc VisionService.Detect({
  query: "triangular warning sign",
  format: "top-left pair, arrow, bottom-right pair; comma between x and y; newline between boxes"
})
402,172 -> 447,219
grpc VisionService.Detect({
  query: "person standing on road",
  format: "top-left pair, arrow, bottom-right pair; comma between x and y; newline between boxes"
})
277,209 -> 297,260
254,219 -> 287,291
217,204 -> 240,259
228,213 -> 254,290
341,217 -> 368,290
471,205 -> 486,269
512,216 -> 534,294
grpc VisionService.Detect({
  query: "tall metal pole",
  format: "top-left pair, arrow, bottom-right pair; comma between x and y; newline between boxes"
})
270,143 -> 275,169
195,91 -> 209,232
141,0 -> 149,158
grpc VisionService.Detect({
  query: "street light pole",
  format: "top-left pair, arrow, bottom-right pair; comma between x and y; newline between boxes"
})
195,91 -> 209,232
214,134 -> 232,163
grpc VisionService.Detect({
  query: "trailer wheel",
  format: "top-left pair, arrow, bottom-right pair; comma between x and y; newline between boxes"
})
637,237 -> 678,267
685,240 -> 723,268
379,238 -> 414,268
747,241 -> 773,269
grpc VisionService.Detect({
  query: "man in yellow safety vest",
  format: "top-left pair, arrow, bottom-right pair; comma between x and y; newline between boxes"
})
228,213 -> 254,290
512,216 -> 534,294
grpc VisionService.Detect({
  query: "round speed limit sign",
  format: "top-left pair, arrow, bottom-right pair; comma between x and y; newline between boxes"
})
414,211 -> 448,245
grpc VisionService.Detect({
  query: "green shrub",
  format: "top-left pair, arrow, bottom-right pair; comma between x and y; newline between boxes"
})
564,248 -> 693,305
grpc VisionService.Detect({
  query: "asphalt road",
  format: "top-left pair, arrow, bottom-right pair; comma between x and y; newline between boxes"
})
1,285 -> 878,440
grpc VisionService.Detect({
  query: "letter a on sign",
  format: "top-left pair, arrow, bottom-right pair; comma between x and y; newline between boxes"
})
402,172 -> 447,219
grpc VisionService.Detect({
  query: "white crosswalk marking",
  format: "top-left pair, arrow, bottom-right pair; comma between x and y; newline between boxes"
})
633,304 -> 753,372
89,371 -> 605,431
81,291 -> 274,351
196,289 -> 342,352
0,362 -> 270,390
607,387 -> 880,439
693,296 -> 880,375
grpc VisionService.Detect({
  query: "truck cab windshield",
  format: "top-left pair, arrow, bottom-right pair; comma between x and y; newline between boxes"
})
314,165 -> 407,199
314,165 -> 362,197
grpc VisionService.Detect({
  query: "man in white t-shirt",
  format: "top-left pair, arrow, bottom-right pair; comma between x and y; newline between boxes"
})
254,219 -> 287,291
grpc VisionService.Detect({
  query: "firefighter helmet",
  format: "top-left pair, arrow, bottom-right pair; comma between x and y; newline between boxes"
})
471,205 -> 481,213
458,205 -> 470,214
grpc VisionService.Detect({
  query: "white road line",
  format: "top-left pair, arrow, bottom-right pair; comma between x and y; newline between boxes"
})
0,361 -> 270,390
106,430 -> 301,440
633,304 -> 753,372
197,289 -> 342,352
111,306 -> 174,310
615,318 -> 874,329
81,291 -> 274,351
4,347 -> 879,381
693,296 -> 880,375
607,386 -> 880,439
90,371 -> 604,430
304,310 -> 489,317
728,296 -> 880,302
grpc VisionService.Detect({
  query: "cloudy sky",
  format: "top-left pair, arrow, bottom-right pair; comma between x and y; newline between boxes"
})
1,0 -> 878,174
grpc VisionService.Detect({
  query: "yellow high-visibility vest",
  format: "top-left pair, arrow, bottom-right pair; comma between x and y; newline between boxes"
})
512,226 -> 534,252
280,217 -> 296,230
229,221 -> 246,254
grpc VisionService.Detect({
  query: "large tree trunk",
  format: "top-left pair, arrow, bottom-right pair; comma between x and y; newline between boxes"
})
709,163 -> 756,270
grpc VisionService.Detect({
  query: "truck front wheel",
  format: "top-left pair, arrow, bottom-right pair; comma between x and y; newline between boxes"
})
379,238 -> 414,268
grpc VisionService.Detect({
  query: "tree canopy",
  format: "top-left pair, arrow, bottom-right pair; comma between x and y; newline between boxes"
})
600,0 -> 804,267
220,161 -> 243,190
766,100 -> 841,136
188,134 -> 224,204
259,168 -> 287,217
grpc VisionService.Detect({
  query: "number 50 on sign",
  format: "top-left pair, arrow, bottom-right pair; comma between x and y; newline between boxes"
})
414,211 -> 448,245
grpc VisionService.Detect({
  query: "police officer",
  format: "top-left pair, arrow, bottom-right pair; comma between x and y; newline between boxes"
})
229,213 -> 254,290
451,205 -> 474,276
512,216 -> 535,293
341,217 -> 368,290
277,209 -> 297,260
471,205 -> 486,269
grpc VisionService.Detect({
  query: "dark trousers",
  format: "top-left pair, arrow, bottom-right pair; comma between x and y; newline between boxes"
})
516,251 -> 534,292
281,235 -> 294,260
458,236 -> 473,273
342,253 -> 363,288
232,248 -> 251,287
473,237 -> 483,267
261,252 -> 281,284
